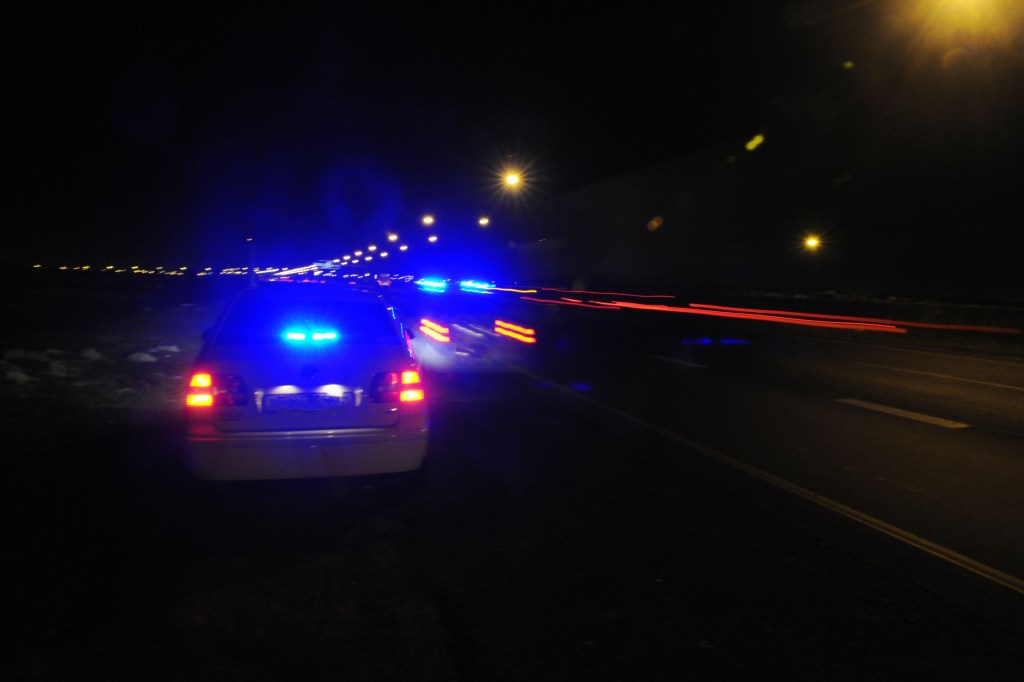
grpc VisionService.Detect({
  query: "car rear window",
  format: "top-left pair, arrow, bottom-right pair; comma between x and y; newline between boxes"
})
213,298 -> 401,346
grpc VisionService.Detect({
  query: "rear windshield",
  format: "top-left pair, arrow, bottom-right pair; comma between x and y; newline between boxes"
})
214,298 -> 400,346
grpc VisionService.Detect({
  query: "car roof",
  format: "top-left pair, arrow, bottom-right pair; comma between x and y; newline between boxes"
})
235,281 -> 388,304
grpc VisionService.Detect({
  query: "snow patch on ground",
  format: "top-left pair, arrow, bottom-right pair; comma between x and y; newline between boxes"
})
4,349 -> 51,362
48,361 -> 70,378
6,367 -> 35,383
127,352 -> 159,363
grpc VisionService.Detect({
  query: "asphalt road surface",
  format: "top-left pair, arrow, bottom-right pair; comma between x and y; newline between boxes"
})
2,283 -> 1022,680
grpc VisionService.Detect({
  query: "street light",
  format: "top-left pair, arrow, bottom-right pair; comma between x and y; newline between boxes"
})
387,233 -> 399,242
478,217 -> 490,227
399,244 -> 409,251
422,215 -> 435,226
428,235 -> 438,243
804,235 -> 821,251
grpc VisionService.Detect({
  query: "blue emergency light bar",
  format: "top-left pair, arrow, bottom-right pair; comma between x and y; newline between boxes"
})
283,330 -> 339,342
459,280 -> 494,293
416,277 -> 448,292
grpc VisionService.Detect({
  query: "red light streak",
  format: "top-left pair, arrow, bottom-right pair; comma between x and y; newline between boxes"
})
689,303 -> 1021,335
420,318 -> 450,334
542,288 -> 674,299
419,326 -> 450,343
494,319 -> 535,336
419,319 -> 451,343
521,296 -> 620,310
606,300 -> 906,333
491,286 -> 538,293
495,327 -> 537,343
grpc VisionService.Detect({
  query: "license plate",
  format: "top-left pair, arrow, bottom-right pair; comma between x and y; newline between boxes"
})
263,392 -> 351,413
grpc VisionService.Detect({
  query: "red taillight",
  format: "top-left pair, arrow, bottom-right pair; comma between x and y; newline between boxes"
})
186,393 -> 214,407
186,372 -> 248,408
371,369 -> 425,402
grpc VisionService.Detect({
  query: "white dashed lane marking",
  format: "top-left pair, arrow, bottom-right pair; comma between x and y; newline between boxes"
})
837,398 -> 970,429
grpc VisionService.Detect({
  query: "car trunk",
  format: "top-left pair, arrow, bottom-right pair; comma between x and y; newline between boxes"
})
204,343 -> 413,432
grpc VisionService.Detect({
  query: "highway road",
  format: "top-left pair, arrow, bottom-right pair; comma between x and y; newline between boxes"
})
3,282 -> 1022,679
516,317 -> 1024,584
404,287 -> 1024,628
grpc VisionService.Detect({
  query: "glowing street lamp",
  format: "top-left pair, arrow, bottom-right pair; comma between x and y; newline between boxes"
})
804,235 -> 821,251
503,170 -> 522,190
387,233 -> 399,242
368,244 -> 377,252
478,217 -> 490,227
422,215 -> 435,226
399,244 -> 409,251
427,234 -> 438,243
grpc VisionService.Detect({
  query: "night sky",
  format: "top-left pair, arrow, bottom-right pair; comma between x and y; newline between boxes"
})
7,1 -> 1024,291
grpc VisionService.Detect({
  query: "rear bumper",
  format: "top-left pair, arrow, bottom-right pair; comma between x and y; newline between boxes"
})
185,416 -> 428,481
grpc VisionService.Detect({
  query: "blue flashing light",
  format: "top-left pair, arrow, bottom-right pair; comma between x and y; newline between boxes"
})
416,277 -> 448,292
459,279 -> 494,293
283,329 -> 340,342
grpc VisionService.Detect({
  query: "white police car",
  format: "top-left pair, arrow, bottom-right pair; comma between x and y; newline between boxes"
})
184,283 -> 427,480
